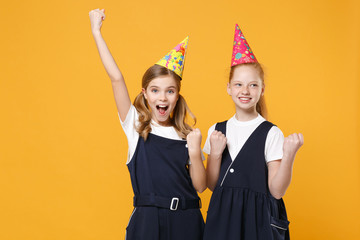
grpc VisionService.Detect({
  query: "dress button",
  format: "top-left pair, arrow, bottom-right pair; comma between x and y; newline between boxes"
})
185,144 -> 188,148
229,168 -> 234,173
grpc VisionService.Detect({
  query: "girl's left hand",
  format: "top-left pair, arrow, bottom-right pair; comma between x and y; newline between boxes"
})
283,133 -> 304,160
186,128 -> 202,154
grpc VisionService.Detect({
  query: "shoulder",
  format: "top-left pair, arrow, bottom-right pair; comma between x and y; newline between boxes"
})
206,119 -> 229,137
257,117 -> 284,141
268,125 -> 284,138
265,125 -> 284,150
207,123 -> 217,135
119,105 -> 140,144
119,105 -> 139,126
265,125 -> 284,162
257,116 -> 279,134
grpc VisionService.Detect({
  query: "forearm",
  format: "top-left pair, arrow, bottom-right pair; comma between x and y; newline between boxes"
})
206,154 -> 222,191
92,30 -> 124,82
269,155 -> 295,199
189,151 -> 207,193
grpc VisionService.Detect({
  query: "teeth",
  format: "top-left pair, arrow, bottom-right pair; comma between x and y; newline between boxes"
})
158,105 -> 167,107
239,97 -> 250,100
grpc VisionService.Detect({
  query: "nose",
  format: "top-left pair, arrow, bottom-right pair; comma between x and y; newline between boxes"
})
241,86 -> 250,95
159,91 -> 167,101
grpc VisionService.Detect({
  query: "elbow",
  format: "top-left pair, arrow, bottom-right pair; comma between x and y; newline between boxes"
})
196,184 -> 207,193
110,75 -> 123,82
269,189 -> 285,199
206,182 -> 215,192
109,72 -> 123,82
271,193 -> 284,200
197,187 -> 206,194
269,180 -> 288,200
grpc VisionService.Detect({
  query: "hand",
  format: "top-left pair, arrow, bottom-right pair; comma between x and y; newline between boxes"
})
186,128 -> 202,155
210,130 -> 227,157
89,9 -> 106,34
283,133 -> 304,160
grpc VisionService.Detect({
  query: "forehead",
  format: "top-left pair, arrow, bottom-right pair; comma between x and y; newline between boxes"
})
148,75 -> 178,88
231,65 -> 261,82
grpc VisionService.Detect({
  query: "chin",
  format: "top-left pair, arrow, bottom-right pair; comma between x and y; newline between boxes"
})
155,115 -> 170,124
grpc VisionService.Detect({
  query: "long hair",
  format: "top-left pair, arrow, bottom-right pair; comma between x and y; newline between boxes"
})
133,64 -> 195,140
229,62 -> 268,119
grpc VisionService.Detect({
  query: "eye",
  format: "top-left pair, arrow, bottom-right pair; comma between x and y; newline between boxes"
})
168,89 -> 175,94
151,89 -> 158,93
235,83 -> 242,87
250,84 -> 258,88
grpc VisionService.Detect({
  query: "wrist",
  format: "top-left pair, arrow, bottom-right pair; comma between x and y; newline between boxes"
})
188,148 -> 201,158
282,152 -> 295,160
92,29 -> 102,36
210,151 -> 222,159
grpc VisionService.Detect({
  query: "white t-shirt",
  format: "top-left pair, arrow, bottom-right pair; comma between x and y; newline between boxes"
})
120,105 -> 203,164
203,114 -> 284,163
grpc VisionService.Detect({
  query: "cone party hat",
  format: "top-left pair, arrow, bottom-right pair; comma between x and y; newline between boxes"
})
156,36 -> 188,79
231,24 -> 258,66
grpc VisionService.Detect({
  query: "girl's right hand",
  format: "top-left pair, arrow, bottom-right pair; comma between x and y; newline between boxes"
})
89,9 -> 105,34
210,130 -> 227,157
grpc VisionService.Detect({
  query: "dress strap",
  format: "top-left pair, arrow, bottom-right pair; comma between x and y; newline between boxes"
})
215,120 -> 228,136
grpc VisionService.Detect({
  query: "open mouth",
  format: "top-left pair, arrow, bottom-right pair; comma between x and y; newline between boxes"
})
156,105 -> 169,115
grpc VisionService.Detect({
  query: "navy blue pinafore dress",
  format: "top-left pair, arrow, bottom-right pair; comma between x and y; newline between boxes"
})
203,121 -> 290,240
126,133 -> 204,240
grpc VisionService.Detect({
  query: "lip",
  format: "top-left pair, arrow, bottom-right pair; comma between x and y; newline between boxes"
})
156,104 -> 169,116
238,97 -> 251,103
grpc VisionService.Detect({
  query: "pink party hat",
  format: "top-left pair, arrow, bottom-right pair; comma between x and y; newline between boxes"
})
231,24 -> 258,66
156,37 -> 189,79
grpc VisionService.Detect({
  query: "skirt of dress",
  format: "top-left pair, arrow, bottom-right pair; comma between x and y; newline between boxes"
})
126,206 -> 205,240
203,186 -> 290,240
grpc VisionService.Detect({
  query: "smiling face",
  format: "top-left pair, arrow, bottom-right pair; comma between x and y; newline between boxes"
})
227,64 -> 264,116
142,75 -> 179,126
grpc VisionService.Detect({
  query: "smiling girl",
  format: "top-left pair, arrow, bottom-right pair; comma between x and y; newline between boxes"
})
89,9 -> 205,240
202,24 -> 303,240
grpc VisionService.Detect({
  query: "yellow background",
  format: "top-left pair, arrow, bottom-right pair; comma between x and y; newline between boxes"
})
1,0 -> 359,239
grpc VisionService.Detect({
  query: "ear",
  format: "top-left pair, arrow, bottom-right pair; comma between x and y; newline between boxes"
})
142,88 -> 147,99
227,82 -> 231,95
261,83 -> 265,96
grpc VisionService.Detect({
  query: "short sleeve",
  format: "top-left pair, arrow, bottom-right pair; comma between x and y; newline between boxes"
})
119,105 -> 140,164
202,124 -> 216,155
265,126 -> 284,163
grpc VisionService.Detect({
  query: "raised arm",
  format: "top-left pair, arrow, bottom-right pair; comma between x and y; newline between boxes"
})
89,9 -> 131,121
206,131 -> 227,191
268,133 -> 304,199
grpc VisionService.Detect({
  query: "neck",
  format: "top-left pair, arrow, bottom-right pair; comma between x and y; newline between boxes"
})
234,108 -> 258,121
152,116 -> 172,127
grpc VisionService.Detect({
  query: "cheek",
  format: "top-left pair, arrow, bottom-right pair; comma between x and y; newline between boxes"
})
229,88 -> 239,96
146,95 -> 156,105
171,95 -> 179,105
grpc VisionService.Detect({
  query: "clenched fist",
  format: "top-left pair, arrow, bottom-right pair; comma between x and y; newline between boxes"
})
89,9 -> 106,33
283,133 -> 304,161
210,130 -> 227,157
186,128 -> 202,155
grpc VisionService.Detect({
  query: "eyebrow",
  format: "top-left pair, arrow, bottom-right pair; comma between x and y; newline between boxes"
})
149,85 -> 177,89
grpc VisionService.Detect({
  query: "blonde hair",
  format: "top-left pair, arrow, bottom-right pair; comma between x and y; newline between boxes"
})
133,64 -> 196,140
229,62 -> 268,119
